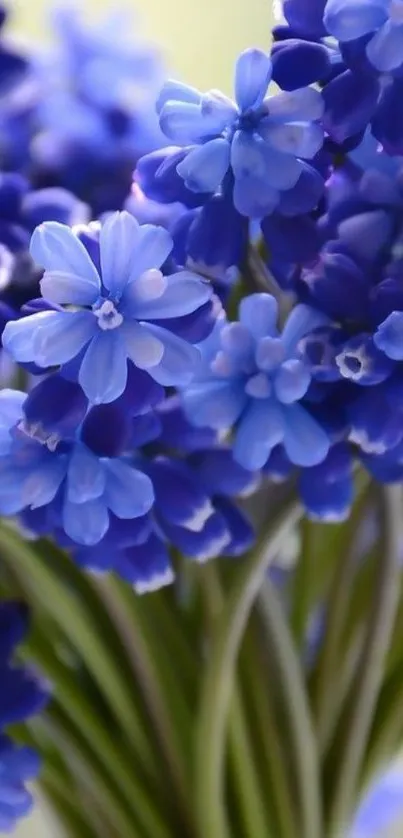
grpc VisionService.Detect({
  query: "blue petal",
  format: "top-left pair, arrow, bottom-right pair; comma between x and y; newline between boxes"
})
159,101 -> 214,144
239,293 -> 278,338
121,321 -> 164,369
3,312 -> 61,364
122,271 -> 211,320
99,211 -> 141,297
147,457 -> 214,531
282,404 -> 329,467
63,497 -> 109,546
231,130 -> 303,190
366,19 -> 403,71
183,381 -> 246,429
156,80 -> 202,114
40,270 -> 100,306
30,222 -> 100,290
281,304 -> 329,353
144,323 -> 201,386
23,459 -> 66,510
67,444 -> 106,503
214,497 -> 255,556
234,400 -> 284,470
160,511 -> 230,562
79,331 -> 128,404
323,69 -> 379,144
233,174 -> 279,217
190,446 -> 260,496
0,390 -> 25,453
260,120 -> 324,160
104,461 -> 154,519
32,311 -> 96,367
271,41 -> 331,92
374,312 -> 403,360
234,49 -> 272,111
338,210 -> 393,263
324,0 -> 388,41
128,224 -> 173,281
265,87 -> 324,122
274,359 -> 311,403
117,535 -> 174,593
176,139 -> 231,192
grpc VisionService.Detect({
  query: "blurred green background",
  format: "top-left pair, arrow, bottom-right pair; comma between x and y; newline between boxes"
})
11,0 -> 272,91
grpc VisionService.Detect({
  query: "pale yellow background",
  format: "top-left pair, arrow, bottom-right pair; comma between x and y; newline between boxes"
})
11,0 -> 272,91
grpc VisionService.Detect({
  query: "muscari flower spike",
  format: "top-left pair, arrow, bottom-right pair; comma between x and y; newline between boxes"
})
156,48 -> 325,218
182,293 -> 330,471
3,211 -> 212,405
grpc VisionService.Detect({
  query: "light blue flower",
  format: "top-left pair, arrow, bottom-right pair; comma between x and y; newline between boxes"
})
3,212 -> 211,404
324,0 -> 403,72
157,49 -> 324,217
182,294 -> 330,470
0,389 -> 154,546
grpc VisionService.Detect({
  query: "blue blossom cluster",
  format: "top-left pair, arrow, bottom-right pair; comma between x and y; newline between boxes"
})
0,600 -> 49,832
2,0 -> 403,828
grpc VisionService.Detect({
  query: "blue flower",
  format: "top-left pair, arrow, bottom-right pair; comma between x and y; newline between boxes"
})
325,0 -> 403,73
3,212 -> 212,404
0,389 -> 154,546
182,294 -> 330,470
350,762 -> 403,837
71,397 -> 258,589
31,5 -> 165,213
157,49 -> 324,217
0,600 -> 49,833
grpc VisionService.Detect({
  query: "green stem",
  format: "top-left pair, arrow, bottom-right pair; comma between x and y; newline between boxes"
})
327,485 -> 402,838
199,564 -> 273,838
310,488 -> 371,753
95,577 -> 193,836
194,498 -> 301,838
0,524 -> 156,778
240,623 -> 299,838
290,517 -> 315,650
23,632 -> 174,838
258,579 -> 323,838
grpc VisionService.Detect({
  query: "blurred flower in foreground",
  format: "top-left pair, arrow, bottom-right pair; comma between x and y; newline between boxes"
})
0,600 -> 49,832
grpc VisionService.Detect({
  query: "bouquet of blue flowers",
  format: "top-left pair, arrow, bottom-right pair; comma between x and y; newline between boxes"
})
3,1 -> 403,835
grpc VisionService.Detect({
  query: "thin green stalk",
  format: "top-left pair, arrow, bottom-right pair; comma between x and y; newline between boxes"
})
194,498 -> 301,838
258,578 -> 323,838
199,564 -> 273,838
290,517 -> 315,650
22,632 -> 175,838
240,623 -> 299,838
0,524 -> 156,778
310,489 -> 371,753
95,576 -> 193,836
326,485 -> 402,838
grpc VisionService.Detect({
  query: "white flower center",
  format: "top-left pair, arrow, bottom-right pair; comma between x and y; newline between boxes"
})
94,299 -> 123,330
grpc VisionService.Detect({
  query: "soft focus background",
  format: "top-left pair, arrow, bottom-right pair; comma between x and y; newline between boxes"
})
8,1 -> 403,836
11,0 -> 271,91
